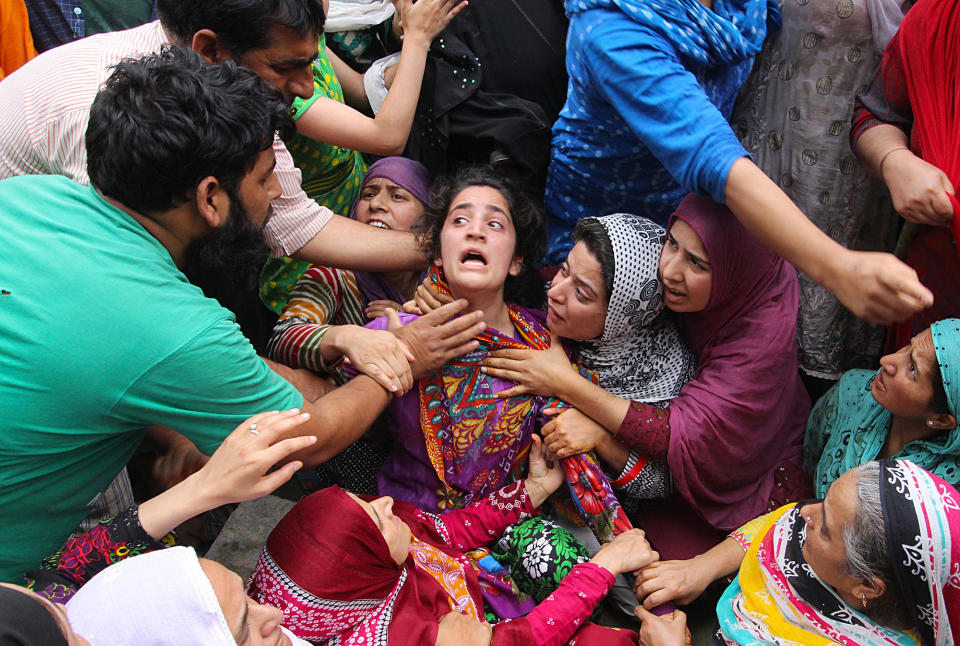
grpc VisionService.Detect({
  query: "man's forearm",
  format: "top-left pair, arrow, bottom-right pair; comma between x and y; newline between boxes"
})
291,215 -> 427,272
294,374 -> 393,466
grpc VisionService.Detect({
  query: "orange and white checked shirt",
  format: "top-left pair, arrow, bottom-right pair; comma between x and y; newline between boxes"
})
0,21 -> 330,256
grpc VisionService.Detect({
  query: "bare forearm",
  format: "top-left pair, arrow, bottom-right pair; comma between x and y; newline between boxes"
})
691,537 -> 746,583
853,124 -> 910,178
724,157 -> 842,287
368,34 -> 431,151
724,157 -> 932,324
137,473 -> 219,540
263,356 -> 336,403
304,37 -> 430,155
555,372 -> 631,433
291,215 -> 427,271
317,324 -> 355,364
595,435 -> 630,472
294,375 -> 392,465
327,47 -> 370,111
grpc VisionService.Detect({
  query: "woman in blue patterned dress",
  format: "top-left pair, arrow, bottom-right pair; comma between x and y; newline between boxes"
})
543,0 -> 930,328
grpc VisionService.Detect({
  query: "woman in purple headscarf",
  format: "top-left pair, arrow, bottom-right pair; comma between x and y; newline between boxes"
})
483,195 -> 811,564
268,157 -> 431,386
266,156 -> 432,494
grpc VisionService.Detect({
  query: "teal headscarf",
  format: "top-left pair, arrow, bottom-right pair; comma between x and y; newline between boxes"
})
932,318 -> 960,417
804,319 -> 960,497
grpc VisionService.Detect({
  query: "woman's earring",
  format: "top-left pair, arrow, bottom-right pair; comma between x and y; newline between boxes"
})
928,420 -> 935,426
861,593 -> 868,609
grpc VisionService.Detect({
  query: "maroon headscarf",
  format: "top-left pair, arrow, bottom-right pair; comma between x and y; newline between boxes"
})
247,486 -> 500,646
665,194 -> 810,530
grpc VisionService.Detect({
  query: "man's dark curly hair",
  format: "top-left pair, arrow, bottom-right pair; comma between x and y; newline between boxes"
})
416,166 -> 547,308
86,46 -> 295,217
157,0 -> 324,57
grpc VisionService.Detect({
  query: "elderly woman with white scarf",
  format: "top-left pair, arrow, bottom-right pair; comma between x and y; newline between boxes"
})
0,546 -> 312,646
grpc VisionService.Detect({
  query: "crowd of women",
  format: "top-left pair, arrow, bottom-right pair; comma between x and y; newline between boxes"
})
3,0 -> 960,643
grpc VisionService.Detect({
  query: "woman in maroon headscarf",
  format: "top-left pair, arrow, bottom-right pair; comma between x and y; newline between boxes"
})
481,195 -> 811,562
247,437 -> 672,646
851,0 -> 960,351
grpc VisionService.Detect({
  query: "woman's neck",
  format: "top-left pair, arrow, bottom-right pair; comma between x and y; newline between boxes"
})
453,286 -> 515,336
383,271 -> 420,300
881,416 -> 941,458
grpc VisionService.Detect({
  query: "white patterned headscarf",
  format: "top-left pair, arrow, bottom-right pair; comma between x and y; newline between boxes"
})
575,214 -> 695,405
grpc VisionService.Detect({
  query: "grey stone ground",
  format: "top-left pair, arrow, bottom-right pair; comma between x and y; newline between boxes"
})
206,495 -> 294,580
209,496 -> 719,643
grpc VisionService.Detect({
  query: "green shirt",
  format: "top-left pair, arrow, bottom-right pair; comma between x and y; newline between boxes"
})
0,176 -> 302,581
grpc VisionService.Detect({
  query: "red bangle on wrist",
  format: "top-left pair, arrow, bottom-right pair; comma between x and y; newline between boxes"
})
612,454 -> 648,488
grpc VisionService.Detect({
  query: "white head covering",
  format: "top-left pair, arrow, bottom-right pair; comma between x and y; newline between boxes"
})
66,546 -> 238,646
575,214 -> 695,405
324,0 -> 395,32
65,546 -> 312,646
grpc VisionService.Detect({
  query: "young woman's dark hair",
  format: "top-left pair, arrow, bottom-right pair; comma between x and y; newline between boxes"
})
572,217 -> 615,302
417,166 -> 546,308
86,46 -> 295,217
157,0 -> 325,57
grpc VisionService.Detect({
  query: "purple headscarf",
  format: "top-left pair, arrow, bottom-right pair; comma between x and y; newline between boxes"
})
665,194 -> 810,530
349,157 -> 432,305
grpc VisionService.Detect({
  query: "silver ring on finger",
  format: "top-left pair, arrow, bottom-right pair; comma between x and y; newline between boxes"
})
249,423 -> 259,435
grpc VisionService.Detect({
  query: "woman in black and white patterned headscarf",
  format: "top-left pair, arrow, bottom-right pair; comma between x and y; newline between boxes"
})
483,213 -> 695,502
482,213 -> 694,615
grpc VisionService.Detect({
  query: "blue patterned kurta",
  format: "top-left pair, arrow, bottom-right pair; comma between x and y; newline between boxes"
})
545,0 -> 779,262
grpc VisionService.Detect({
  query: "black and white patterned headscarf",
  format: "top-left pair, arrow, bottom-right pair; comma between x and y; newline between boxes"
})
576,214 -> 695,406
879,459 -> 960,646
718,460 -> 960,646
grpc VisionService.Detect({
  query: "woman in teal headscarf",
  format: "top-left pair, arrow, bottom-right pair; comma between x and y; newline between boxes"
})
804,318 -> 960,497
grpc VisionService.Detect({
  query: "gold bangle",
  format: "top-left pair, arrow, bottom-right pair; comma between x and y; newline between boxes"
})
880,146 -> 909,176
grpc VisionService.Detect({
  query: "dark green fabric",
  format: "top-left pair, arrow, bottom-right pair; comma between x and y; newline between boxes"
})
84,0 -> 155,35
492,517 -> 589,603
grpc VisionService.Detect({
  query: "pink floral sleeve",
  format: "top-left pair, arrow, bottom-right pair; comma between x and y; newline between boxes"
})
417,480 -> 536,552
516,563 -> 616,646
489,564 -> 636,646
